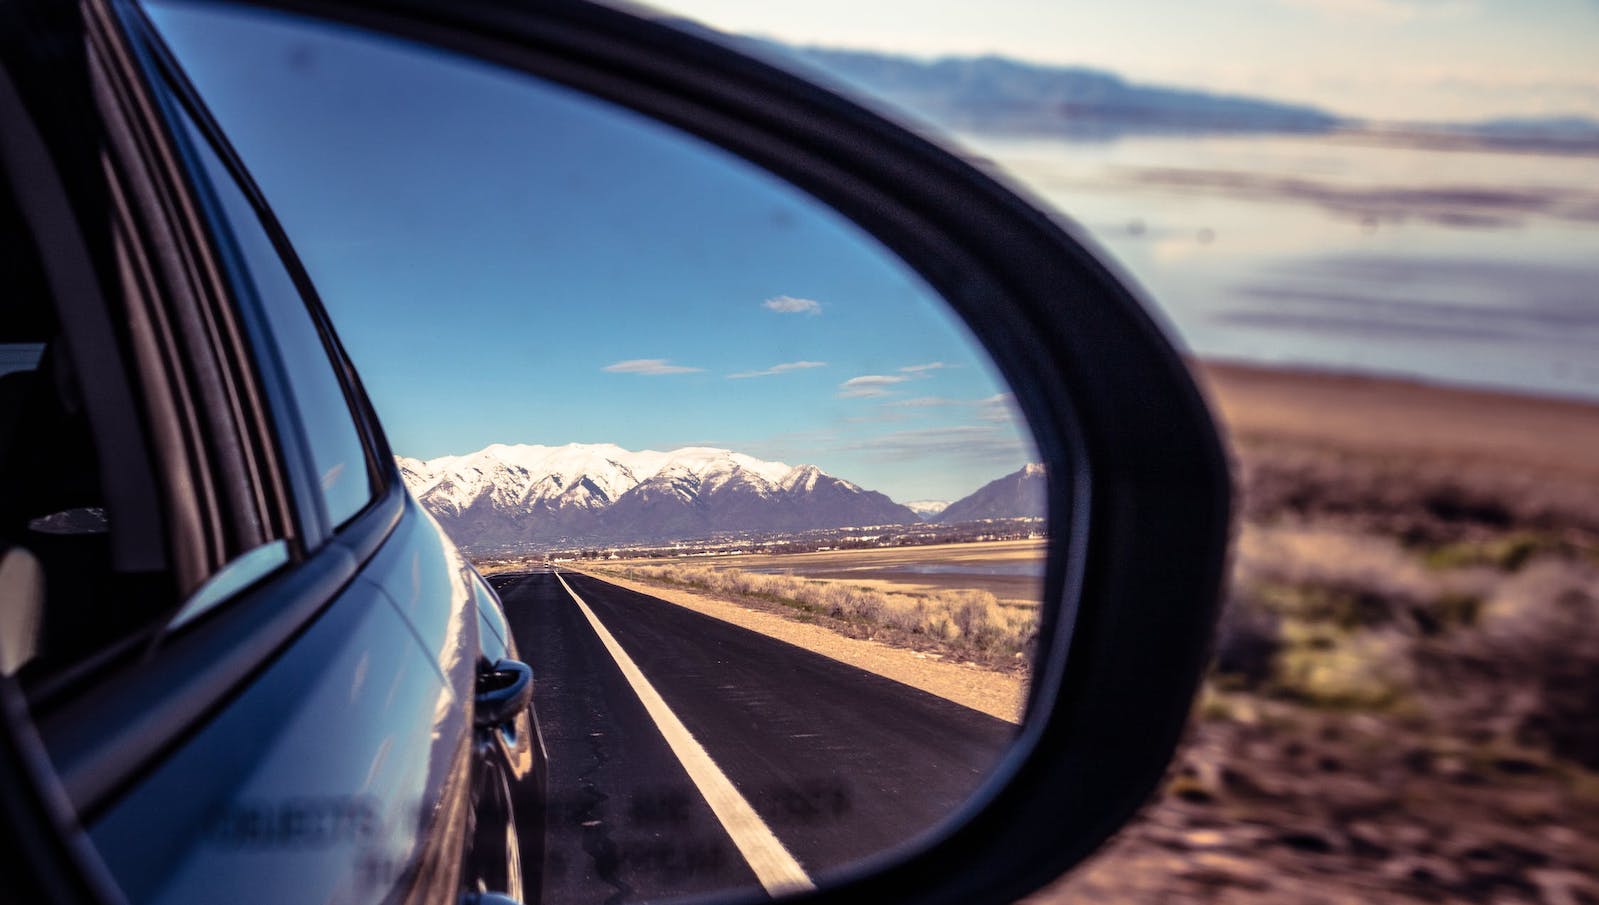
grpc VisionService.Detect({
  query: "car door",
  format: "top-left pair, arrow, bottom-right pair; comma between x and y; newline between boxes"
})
0,1 -> 526,902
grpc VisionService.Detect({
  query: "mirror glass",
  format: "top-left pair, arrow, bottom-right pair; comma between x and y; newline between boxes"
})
149,3 -> 1050,901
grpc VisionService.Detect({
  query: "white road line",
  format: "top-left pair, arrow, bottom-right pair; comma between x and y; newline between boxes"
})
554,571 -> 815,897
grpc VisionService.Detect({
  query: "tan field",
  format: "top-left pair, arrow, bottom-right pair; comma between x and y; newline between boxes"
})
1200,360 -> 1599,479
610,538 -> 1047,607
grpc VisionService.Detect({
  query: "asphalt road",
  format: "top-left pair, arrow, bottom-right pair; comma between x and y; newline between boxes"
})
490,568 -> 1016,904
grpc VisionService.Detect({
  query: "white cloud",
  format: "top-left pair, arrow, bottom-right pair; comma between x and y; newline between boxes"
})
602,358 -> 704,375
727,360 -> 828,379
837,374 -> 910,398
898,361 -> 948,374
763,295 -> 823,316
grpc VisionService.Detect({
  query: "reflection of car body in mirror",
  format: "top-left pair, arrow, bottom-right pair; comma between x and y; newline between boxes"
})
0,2 -> 1229,905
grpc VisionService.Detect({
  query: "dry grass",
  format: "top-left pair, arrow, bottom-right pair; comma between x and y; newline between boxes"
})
612,539 -> 1047,607
595,561 -> 1039,667
1217,519 -> 1599,760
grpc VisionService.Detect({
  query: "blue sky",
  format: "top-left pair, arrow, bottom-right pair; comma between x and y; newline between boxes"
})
149,1 -> 1034,503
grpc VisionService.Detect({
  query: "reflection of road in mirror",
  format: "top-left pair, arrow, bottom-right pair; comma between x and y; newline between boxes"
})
493,569 -> 1018,903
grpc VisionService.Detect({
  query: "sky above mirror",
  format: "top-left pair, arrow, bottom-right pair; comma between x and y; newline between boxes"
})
147,2 -> 1037,504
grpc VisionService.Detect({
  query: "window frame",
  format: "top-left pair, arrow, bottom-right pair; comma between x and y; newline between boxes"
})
145,43 -> 393,551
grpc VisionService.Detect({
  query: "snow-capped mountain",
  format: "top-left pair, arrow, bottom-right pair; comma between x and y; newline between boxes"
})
937,463 -> 1047,523
903,500 -> 950,519
397,443 -> 919,548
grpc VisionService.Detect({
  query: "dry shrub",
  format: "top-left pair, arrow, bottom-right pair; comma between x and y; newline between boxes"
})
1222,524 -> 1598,727
953,593 -> 992,645
604,563 -> 1035,661
1422,557 -> 1599,767
1235,525 -> 1495,615
1275,626 -> 1414,709
1236,438 -> 1599,542
1212,597 -> 1281,689
1224,517 -> 1599,763
1233,524 -> 1499,640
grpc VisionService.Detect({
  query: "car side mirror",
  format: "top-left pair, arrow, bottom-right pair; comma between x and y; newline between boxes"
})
5,1 -> 1231,903
155,1 -> 1231,902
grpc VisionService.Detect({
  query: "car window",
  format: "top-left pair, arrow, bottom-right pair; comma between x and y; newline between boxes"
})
170,102 -> 376,535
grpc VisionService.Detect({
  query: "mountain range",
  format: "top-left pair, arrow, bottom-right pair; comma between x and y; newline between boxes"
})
936,462 -> 1047,523
771,44 -> 1341,139
724,38 -> 1599,150
397,443 -> 1044,549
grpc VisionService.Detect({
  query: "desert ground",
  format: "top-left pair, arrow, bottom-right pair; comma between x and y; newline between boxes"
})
1034,362 -> 1599,904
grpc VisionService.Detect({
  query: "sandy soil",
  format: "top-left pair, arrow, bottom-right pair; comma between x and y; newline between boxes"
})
564,565 -> 1027,724
1198,361 -> 1599,479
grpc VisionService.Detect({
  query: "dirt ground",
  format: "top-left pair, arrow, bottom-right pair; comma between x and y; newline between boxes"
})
1197,361 -> 1599,480
1024,363 -> 1599,904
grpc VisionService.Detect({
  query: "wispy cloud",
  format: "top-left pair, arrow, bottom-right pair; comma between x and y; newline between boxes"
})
885,396 -> 959,408
832,425 -> 1031,464
978,393 -> 1021,422
837,374 -> 910,398
602,358 -> 704,375
899,362 -> 948,375
727,360 -> 828,379
883,393 -> 1020,423
763,295 -> 823,316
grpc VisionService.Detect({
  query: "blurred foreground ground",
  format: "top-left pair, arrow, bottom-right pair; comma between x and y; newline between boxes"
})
1030,363 -> 1599,904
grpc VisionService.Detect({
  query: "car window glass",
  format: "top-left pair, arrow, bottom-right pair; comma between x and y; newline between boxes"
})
171,104 -> 375,533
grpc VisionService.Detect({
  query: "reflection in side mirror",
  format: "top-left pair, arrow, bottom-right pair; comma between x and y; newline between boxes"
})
150,3 -> 1054,903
